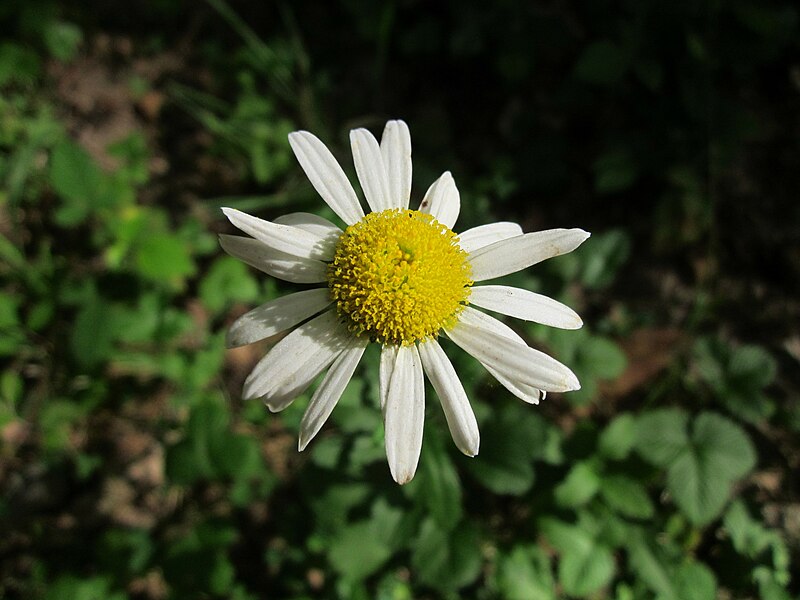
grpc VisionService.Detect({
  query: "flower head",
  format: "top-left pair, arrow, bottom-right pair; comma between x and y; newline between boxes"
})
221,120 -> 589,484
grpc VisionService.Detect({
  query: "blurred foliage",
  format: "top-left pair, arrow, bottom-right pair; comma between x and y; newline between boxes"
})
1,0 -> 798,598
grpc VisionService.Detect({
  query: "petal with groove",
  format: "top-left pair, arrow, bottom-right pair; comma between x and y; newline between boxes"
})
379,344 -> 398,414
455,307 -> 543,404
288,131 -> 364,225
222,207 -> 334,261
380,120 -> 412,209
351,128 -> 392,213
469,228 -> 590,281
419,338 -> 479,456
219,235 -> 327,283
469,285 -> 583,329
447,307 -> 580,393
384,344 -> 425,484
226,288 -> 332,348
419,171 -> 459,229
299,336 -> 368,450
243,310 -> 347,402
457,221 -> 522,253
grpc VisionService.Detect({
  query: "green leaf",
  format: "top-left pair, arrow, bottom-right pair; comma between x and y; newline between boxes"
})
599,413 -> 637,460
540,518 -> 614,597
626,529 -> 680,600
667,412 -> 756,525
411,518 -> 482,591
328,500 -> 403,581
43,21 -> 83,62
600,475 -> 654,519
673,563 -> 717,600
578,335 -> 627,380
49,141 -> 104,226
635,408 -> 689,467
199,256 -> 260,314
465,405 -> 546,495
408,428 -> 463,531
134,233 -> 195,284
496,546 -> 556,600
554,461 -> 601,508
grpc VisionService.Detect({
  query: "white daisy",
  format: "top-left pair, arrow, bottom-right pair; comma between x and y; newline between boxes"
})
221,120 -> 589,484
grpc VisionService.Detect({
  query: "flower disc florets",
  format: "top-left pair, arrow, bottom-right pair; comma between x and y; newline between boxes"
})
327,209 -> 472,345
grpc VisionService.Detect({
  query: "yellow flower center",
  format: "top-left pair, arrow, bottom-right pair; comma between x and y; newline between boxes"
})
327,209 -> 472,346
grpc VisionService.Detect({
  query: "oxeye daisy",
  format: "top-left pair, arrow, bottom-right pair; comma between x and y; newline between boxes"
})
220,120 -> 589,484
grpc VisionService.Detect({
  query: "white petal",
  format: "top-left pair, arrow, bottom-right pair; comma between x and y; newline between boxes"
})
350,128 -> 392,213
222,207 -> 334,261
380,120 -> 412,209
457,221 -> 523,253
469,228 -> 591,281
288,131 -> 364,226
418,339 -> 479,456
219,234 -> 327,283
455,307 -> 543,404
419,171 -> 460,229
447,307 -> 580,393
298,336 -> 368,451
379,344 -> 398,414
384,344 -> 425,484
274,212 -> 342,239
243,309 -> 347,402
469,285 -> 583,329
226,288 -> 332,348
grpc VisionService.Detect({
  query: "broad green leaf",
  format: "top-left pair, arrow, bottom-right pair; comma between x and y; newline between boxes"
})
411,518 -> 482,591
599,413 -> 637,460
134,233 -> 195,284
579,335 -> 627,380
601,475 -> 654,519
408,428 -> 463,531
635,408 -> 689,466
49,140 -> 103,226
626,529 -> 680,600
673,563 -> 716,600
554,461 -> 601,508
199,256 -> 259,314
328,500 -> 403,581
496,546 -> 555,600
667,413 -> 756,525
465,404 -> 546,495
540,519 -> 615,596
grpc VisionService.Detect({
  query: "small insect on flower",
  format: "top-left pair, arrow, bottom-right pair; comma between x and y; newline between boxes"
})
220,120 -> 589,484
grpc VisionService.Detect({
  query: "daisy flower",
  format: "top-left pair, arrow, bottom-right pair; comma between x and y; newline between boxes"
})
220,120 -> 589,484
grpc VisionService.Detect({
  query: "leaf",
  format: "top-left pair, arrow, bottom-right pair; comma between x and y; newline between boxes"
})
626,529 -> 680,600
540,518 -> 614,597
496,546 -> 556,600
600,475 -> 654,519
411,518 -> 482,591
465,405 -> 546,495
667,412 -> 756,525
554,461 -> 601,508
49,141 -> 104,226
199,256 -> 260,314
599,413 -> 636,460
635,408 -> 689,467
408,428 -> 463,531
673,563 -> 717,600
328,500 -> 403,581
134,233 -> 196,284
